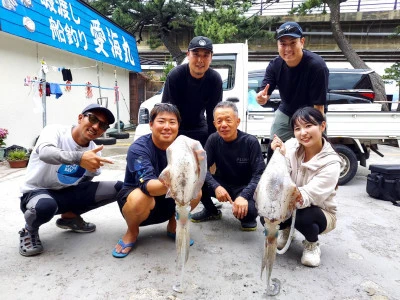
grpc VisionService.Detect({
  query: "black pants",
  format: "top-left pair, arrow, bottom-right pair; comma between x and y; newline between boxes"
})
265,142 -> 274,165
279,206 -> 327,242
201,179 -> 258,224
20,181 -> 122,231
179,128 -> 208,147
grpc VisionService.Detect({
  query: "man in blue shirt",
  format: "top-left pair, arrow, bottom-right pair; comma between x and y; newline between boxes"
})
113,103 -> 202,258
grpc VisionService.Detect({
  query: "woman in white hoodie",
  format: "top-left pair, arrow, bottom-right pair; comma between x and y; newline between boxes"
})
271,106 -> 342,267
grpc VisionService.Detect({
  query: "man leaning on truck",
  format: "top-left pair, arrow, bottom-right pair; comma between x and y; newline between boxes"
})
161,36 -> 223,146
256,22 -> 329,161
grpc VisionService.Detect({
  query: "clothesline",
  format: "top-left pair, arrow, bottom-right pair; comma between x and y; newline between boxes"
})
36,60 -> 120,128
31,80 -> 117,91
58,83 -> 117,91
50,65 -> 98,71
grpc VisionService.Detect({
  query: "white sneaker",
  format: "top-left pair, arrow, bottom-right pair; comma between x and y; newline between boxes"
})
301,240 -> 321,267
277,228 -> 292,250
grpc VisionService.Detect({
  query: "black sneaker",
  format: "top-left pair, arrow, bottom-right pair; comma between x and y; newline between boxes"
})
56,216 -> 96,233
19,228 -> 43,257
241,220 -> 257,231
191,208 -> 222,223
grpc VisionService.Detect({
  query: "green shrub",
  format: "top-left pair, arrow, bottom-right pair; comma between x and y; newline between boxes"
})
6,149 -> 28,161
160,57 -> 175,82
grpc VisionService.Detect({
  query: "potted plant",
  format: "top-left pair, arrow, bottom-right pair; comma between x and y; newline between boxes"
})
6,149 -> 29,168
0,128 -> 8,161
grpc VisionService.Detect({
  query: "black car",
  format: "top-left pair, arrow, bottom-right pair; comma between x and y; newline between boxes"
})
248,68 -> 376,111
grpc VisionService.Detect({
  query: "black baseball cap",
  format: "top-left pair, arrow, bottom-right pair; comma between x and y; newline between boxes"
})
81,103 -> 115,124
275,22 -> 303,40
188,36 -> 213,52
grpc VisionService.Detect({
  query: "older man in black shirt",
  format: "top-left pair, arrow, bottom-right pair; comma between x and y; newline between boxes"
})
191,101 -> 265,231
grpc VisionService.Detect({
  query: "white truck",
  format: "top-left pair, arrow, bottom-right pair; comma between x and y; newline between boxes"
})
134,43 -> 400,185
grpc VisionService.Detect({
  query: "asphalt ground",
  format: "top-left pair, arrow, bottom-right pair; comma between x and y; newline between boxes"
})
0,132 -> 399,300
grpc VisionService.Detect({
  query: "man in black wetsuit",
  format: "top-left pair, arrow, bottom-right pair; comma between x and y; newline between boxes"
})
191,101 -> 265,231
162,36 -> 223,146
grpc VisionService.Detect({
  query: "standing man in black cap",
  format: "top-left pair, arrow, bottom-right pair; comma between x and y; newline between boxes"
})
162,36 -> 223,146
256,22 -> 329,162
18,103 -> 123,256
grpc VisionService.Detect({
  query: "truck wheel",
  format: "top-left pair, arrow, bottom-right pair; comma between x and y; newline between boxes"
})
333,144 -> 358,185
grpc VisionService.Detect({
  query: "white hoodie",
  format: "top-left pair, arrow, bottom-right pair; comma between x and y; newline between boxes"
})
284,137 -> 342,215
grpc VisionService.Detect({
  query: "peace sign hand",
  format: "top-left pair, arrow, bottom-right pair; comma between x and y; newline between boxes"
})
80,145 -> 113,172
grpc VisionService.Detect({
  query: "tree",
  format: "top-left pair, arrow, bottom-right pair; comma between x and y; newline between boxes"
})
194,0 -> 277,43
89,0 -> 277,63
382,63 -> 400,111
160,57 -> 175,81
194,0 -> 244,43
90,0 -> 197,63
290,0 -> 389,110
393,25 -> 400,36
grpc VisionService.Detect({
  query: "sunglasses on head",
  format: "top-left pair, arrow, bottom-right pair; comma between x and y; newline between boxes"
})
275,25 -> 302,38
84,113 -> 110,131
154,103 -> 177,108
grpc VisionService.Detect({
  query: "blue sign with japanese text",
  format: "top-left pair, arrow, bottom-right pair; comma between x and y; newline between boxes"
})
0,0 -> 141,72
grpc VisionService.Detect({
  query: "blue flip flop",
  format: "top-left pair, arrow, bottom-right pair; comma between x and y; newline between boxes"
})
167,231 -> 194,246
112,239 -> 136,258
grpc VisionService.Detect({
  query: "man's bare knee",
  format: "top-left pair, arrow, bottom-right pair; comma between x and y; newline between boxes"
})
190,191 -> 202,211
122,189 -> 155,218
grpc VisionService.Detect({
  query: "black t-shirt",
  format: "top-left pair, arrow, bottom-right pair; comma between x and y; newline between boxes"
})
261,50 -> 329,116
204,130 -> 265,201
162,64 -> 223,135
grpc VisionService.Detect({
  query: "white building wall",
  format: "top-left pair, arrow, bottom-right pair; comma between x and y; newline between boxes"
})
0,32 -> 131,149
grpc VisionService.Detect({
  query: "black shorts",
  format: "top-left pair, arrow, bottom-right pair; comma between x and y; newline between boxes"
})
117,188 -> 176,226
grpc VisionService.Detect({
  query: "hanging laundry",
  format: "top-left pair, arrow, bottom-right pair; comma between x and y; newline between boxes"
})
24,76 -> 31,86
38,82 -> 50,97
65,80 -> 72,92
85,82 -> 93,99
32,81 -> 43,114
50,83 -> 63,99
41,61 -> 49,74
62,69 -> 67,81
61,69 -> 73,81
46,83 -> 51,96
